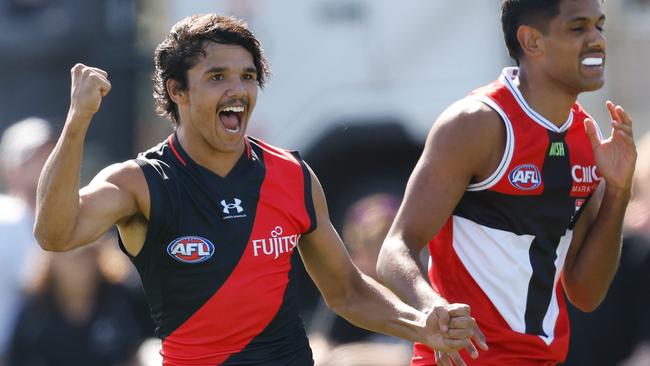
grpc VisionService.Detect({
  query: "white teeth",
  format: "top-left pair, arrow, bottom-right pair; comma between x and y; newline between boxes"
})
221,106 -> 245,113
582,57 -> 603,66
226,125 -> 240,133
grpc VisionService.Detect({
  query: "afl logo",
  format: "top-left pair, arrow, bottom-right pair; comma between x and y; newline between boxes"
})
167,236 -> 215,263
509,164 -> 542,190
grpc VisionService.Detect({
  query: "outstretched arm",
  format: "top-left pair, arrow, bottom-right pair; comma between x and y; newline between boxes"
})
563,101 -> 637,311
34,64 -> 144,252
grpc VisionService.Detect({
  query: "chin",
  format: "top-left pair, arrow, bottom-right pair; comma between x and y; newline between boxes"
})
581,79 -> 605,92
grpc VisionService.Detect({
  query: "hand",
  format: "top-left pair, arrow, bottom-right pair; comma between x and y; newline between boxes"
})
69,63 -> 112,120
584,101 -> 637,192
422,303 -> 488,366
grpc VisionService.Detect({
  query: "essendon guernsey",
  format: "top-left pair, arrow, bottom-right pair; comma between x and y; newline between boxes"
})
118,134 -> 317,365
412,68 -> 601,366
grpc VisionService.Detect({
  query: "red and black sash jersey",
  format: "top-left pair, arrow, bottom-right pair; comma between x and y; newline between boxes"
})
413,68 -> 601,365
118,134 -> 317,365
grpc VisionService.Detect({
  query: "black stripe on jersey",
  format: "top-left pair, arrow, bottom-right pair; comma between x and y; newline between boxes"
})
223,250 -> 314,365
292,152 -> 317,234
524,132 -> 572,336
455,131 -> 575,336
129,137 -> 266,338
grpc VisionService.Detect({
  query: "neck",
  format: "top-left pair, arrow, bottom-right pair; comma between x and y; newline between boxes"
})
176,128 -> 245,177
516,66 -> 578,128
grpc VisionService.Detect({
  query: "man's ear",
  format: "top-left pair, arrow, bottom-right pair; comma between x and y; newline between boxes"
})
167,79 -> 187,104
517,25 -> 545,58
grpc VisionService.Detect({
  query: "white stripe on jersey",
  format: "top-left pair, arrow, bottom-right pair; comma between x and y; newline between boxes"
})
500,67 -> 574,133
451,215 -> 573,344
467,95 -> 515,191
541,233 -> 572,344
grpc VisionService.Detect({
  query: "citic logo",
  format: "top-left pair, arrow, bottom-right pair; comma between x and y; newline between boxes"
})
252,226 -> 300,259
572,165 -> 599,183
509,164 -> 542,190
167,236 -> 215,263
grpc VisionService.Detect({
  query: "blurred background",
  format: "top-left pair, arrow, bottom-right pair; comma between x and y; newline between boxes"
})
0,0 -> 649,365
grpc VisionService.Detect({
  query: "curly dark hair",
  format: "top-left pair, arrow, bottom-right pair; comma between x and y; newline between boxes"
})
153,14 -> 271,125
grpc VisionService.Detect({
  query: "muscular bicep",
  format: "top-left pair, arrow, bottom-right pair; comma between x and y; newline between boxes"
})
68,161 -> 147,250
387,99 -> 505,251
298,167 -> 359,305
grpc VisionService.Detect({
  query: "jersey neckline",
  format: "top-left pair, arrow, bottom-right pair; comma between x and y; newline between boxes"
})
499,67 -> 573,133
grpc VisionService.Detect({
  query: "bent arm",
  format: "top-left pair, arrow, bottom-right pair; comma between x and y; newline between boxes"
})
34,126 -> 143,251
376,99 -> 503,312
563,182 -> 630,311
34,64 -> 144,251
563,103 -> 636,312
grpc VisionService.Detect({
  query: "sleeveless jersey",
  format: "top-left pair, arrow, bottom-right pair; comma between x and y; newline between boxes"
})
412,68 -> 601,365
118,134 -> 317,365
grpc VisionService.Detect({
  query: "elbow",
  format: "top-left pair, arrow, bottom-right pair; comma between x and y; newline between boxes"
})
322,278 -> 359,318
564,283 -> 604,313
568,295 -> 602,313
375,245 -> 396,286
563,272 -> 608,313
33,225 -> 72,252
324,293 -> 349,316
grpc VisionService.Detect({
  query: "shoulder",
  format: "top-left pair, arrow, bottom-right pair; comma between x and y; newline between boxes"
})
91,160 -> 145,187
435,97 -> 503,134
427,97 -> 504,155
248,136 -> 301,162
86,160 -> 148,208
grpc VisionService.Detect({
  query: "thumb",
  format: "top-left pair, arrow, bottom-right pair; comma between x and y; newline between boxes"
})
584,118 -> 601,151
435,307 -> 450,333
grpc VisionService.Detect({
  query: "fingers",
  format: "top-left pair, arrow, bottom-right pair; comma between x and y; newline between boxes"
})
463,341 -> 479,359
584,118 -> 601,151
435,306 -> 450,333
437,351 -> 467,366
449,351 -> 467,366
607,100 -> 634,138
436,351 -> 454,366
606,100 -> 619,123
472,323 -> 489,351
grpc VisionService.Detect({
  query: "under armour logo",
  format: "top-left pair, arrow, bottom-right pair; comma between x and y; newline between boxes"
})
221,198 -> 244,214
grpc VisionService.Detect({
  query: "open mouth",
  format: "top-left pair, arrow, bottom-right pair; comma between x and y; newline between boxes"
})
218,105 -> 245,133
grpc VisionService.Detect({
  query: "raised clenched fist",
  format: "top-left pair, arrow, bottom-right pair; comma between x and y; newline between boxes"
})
69,63 -> 112,119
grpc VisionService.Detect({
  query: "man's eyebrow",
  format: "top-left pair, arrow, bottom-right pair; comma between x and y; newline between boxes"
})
568,14 -> 606,23
203,67 -> 225,75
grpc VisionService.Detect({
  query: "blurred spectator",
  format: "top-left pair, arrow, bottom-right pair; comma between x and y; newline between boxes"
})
7,234 -> 148,366
0,117 -> 54,363
309,193 -> 411,366
563,132 -> 650,366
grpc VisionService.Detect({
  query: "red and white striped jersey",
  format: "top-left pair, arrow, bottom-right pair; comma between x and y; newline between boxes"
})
413,68 -> 601,365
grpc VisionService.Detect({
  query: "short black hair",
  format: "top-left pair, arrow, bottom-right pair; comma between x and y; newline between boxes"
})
500,0 -> 564,62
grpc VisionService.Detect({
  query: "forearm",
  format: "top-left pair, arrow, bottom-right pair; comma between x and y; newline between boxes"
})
377,238 -> 443,312
34,113 -> 90,250
331,270 -> 428,344
567,185 -> 630,310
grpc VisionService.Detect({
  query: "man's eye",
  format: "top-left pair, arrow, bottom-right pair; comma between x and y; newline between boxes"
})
211,75 -> 224,81
242,74 -> 255,81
